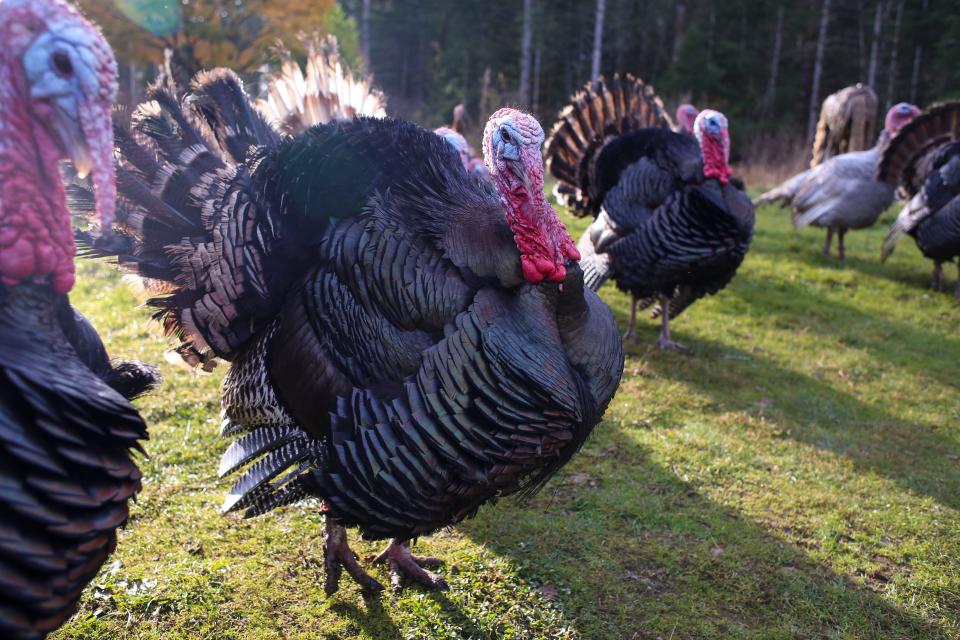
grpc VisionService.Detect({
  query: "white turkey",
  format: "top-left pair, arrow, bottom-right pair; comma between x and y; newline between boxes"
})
754,103 -> 920,261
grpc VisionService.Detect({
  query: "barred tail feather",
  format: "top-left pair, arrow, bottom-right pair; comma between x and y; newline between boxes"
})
546,74 -> 670,216
879,101 -> 960,193
256,34 -> 386,137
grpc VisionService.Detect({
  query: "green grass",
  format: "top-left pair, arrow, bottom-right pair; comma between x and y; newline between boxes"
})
53,203 -> 960,640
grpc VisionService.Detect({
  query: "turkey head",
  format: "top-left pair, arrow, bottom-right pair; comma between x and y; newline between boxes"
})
483,108 -> 579,284
0,0 -> 117,293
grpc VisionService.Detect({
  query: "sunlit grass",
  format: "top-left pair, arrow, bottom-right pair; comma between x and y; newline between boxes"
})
53,202 -> 960,639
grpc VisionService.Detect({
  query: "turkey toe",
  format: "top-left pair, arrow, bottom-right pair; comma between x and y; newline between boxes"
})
373,540 -> 448,591
324,523 -> 384,596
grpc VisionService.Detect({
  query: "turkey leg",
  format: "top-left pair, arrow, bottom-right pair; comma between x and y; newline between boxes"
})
837,228 -> 847,263
624,294 -> 638,343
323,519 -> 384,595
932,261 -> 944,292
372,539 -> 447,591
657,294 -> 687,351
822,228 -> 834,258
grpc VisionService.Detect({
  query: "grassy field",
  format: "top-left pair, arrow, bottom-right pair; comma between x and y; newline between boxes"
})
52,201 -> 960,640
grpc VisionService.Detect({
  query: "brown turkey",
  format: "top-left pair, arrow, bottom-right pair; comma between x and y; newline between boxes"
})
76,68 -> 623,593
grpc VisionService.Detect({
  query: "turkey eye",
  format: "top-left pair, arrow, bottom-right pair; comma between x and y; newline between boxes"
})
52,51 -> 73,77
500,128 -> 511,143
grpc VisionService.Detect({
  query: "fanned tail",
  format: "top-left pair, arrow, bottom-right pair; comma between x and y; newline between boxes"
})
545,74 -> 671,216
71,69 -> 283,367
256,34 -> 386,136
878,101 -> 960,194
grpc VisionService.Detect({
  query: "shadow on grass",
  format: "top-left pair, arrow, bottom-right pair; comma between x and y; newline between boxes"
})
461,433 -> 950,639
724,272 -> 959,388
611,316 -> 960,512
750,224 -> 943,293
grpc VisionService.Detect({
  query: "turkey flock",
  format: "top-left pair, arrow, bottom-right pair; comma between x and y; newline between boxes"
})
1,1 -> 958,637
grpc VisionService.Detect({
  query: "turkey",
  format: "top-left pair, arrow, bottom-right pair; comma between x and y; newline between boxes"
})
878,101 -> 960,296
255,35 -> 386,136
546,76 -> 755,350
0,1 -> 156,638
76,70 -> 623,593
674,103 -> 699,136
754,102 -> 920,262
811,84 -> 879,167
438,103 -> 488,180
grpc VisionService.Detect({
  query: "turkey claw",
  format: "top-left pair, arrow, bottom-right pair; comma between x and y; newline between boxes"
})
324,523 -> 384,596
657,337 -> 688,351
372,540 -> 448,591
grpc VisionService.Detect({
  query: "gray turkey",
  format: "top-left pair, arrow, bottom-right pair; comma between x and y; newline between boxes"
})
878,101 -> 960,296
546,76 -> 755,350
77,69 -> 623,593
0,1 -> 156,638
754,103 -> 920,262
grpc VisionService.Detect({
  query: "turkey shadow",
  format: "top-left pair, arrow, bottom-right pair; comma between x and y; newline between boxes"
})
615,326 -> 960,513
459,435 -> 950,639
328,598 -> 405,640
725,271 -> 959,391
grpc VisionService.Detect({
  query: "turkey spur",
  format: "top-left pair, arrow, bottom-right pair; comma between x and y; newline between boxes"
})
78,70 -> 623,592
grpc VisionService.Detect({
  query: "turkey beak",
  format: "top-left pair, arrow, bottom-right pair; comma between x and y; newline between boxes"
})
507,156 -> 534,200
76,98 -> 117,232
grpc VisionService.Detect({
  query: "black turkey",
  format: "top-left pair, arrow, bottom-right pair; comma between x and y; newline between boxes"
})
0,0 -> 157,637
546,76 -> 755,350
78,69 -> 623,593
879,101 -> 960,296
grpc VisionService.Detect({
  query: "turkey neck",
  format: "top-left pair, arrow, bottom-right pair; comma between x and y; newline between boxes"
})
0,283 -> 74,368
0,42 -> 76,294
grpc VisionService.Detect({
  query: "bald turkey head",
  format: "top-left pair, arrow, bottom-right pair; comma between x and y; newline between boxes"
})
434,126 -> 471,170
483,108 -> 579,284
676,103 -> 699,135
0,0 -> 117,293
694,109 -> 732,185
885,103 -> 921,136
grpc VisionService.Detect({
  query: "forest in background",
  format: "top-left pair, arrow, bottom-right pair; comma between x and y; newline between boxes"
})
81,0 -> 960,161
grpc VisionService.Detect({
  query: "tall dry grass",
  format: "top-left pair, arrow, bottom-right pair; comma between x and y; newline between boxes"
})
734,128 -> 810,193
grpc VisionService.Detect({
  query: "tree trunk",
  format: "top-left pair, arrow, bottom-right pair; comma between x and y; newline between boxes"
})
807,0 -> 832,145
361,0 -> 372,67
857,0 -> 866,77
590,0 -> 606,81
763,6 -> 784,112
867,1 -> 883,88
909,0 -> 928,104
517,0 -> 533,105
885,0 -> 904,110
671,2 -> 686,65
532,47 -> 543,115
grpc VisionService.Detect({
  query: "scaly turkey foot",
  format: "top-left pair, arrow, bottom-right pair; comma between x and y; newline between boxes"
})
324,521 -> 384,596
657,336 -> 688,351
623,328 -> 638,343
372,539 -> 448,591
